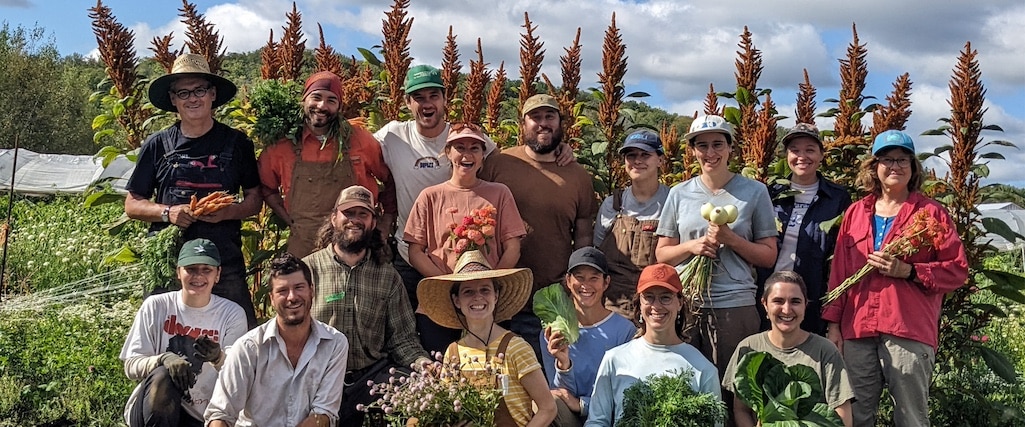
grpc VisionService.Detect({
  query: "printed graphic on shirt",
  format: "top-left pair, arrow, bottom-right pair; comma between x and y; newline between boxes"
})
413,156 -> 442,169
787,201 -> 811,228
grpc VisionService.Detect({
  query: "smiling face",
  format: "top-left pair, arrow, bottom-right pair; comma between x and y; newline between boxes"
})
452,279 -> 498,322
639,286 -> 682,334
169,76 -> 215,122
270,270 -> 313,327
521,107 -> 563,155
690,132 -> 732,174
303,88 -> 340,132
406,87 -> 446,137
177,264 -> 220,301
763,280 -> 806,335
566,265 -> 610,311
330,206 -> 377,253
786,137 -> 823,181
622,148 -> 661,182
446,137 -> 486,180
874,147 -> 914,190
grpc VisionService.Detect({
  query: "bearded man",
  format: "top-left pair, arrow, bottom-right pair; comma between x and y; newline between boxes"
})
479,94 -> 598,362
302,185 -> 429,426
258,71 -> 394,258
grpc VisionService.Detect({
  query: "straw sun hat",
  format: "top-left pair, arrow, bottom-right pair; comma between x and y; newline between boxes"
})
148,53 -> 238,113
417,250 -> 533,329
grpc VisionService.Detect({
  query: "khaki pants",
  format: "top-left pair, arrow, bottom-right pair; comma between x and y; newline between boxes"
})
843,334 -> 934,427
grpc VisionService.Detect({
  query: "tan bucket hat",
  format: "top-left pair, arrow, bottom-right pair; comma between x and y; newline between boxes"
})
148,53 -> 238,112
417,250 -> 533,329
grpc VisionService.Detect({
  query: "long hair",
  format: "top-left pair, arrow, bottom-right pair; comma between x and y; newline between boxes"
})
856,153 -> 924,195
312,217 -> 392,265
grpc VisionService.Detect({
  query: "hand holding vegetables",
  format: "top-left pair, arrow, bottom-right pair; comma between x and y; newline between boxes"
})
534,284 -> 579,346
701,202 -> 740,248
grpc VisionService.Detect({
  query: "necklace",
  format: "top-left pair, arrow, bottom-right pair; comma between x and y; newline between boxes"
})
465,323 -> 495,357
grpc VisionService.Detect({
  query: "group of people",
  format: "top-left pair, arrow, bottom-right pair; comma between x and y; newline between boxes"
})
120,53 -> 968,427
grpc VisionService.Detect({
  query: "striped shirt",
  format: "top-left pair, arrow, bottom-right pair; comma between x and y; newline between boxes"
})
448,334 -> 541,426
305,247 -> 427,371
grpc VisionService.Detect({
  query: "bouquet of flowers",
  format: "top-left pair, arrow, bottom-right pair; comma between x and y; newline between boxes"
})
822,209 -> 948,305
447,205 -> 498,257
360,352 -> 504,427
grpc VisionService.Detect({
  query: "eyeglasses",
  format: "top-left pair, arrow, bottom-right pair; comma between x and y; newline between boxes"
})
640,292 -> 677,306
171,86 -> 212,100
876,157 -> 912,168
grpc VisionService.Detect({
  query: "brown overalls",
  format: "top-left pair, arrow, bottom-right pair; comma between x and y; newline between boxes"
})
284,140 -> 356,258
597,189 -> 659,322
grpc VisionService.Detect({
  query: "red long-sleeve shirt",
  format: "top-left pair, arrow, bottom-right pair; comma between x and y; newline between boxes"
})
822,192 -> 968,350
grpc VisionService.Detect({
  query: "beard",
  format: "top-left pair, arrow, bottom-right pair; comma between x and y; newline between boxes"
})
333,224 -> 373,254
305,105 -> 338,130
523,125 -> 563,155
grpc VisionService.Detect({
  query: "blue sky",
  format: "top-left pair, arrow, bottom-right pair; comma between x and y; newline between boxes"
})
4,0 -> 1025,185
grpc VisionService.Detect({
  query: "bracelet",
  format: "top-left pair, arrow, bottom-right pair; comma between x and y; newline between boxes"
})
161,205 -> 171,223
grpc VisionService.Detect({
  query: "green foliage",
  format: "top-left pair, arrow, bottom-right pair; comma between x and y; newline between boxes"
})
533,283 -> 579,344
618,368 -> 727,427
3,194 -> 146,293
0,24 -> 102,154
734,351 -> 843,427
248,78 -> 304,146
0,300 -> 138,426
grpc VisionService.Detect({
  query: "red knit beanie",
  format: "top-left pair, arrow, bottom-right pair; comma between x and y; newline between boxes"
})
302,71 -> 343,100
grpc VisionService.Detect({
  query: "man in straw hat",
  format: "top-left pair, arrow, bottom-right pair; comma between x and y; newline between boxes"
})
479,93 -> 598,362
258,70 -> 395,258
303,184 -> 429,426
205,253 -> 348,427
120,238 -> 248,427
125,53 -> 262,328
418,250 -> 557,426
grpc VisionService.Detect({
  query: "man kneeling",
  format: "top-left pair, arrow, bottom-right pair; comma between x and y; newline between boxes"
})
205,253 -> 349,426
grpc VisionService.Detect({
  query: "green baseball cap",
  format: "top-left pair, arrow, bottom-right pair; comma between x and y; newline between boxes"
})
177,238 -> 221,267
404,65 -> 444,94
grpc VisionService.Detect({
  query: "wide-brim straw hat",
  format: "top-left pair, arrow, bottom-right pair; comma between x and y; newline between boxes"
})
148,53 -> 238,113
418,250 -> 533,329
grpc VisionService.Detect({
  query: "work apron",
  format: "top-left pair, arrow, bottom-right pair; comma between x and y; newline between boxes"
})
598,189 -> 659,321
285,145 -> 356,258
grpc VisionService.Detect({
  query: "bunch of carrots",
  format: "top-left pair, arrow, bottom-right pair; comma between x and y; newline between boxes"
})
188,191 -> 236,216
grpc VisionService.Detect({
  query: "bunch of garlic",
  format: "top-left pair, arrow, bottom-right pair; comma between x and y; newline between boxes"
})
700,203 -> 739,225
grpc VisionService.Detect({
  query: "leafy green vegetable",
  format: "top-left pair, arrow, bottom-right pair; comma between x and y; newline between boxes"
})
619,368 -> 726,427
734,351 -> 843,427
533,283 -> 579,344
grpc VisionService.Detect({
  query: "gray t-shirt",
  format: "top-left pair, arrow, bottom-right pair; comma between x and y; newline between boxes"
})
721,332 -> 855,410
655,175 -> 777,308
594,184 -> 670,246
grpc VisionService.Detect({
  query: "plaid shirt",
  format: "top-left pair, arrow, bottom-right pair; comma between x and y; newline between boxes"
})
304,247 -> 427,371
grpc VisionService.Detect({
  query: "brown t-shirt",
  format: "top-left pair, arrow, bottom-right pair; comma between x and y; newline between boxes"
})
480,145 -> 597,297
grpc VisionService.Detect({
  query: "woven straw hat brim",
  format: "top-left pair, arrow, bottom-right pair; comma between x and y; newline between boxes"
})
148,72 -> 238,113
417,267 -> 533,329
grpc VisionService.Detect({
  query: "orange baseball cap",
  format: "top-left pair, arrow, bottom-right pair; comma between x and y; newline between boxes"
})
636,263 -> 683,294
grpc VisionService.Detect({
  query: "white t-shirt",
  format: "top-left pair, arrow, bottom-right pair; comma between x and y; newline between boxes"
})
120,292 -> 248,422
774,180 -> 819,272
373,121 -> 496,262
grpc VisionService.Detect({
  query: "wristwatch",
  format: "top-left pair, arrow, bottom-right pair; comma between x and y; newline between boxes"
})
161,205 -> 171,223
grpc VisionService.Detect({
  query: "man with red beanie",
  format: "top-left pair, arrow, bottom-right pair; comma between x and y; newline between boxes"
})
258,71 -> 395,257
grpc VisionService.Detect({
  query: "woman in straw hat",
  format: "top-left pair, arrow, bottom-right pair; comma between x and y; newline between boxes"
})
405,123 -> 527,354
585,263 -> 720,427
418,250 -> 556,427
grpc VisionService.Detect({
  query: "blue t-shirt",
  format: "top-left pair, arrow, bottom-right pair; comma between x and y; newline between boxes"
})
539,312 -> 637,418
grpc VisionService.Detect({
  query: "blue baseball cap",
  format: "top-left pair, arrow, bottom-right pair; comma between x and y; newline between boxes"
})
619,129 -> 664,155
872,130 -> 916,156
